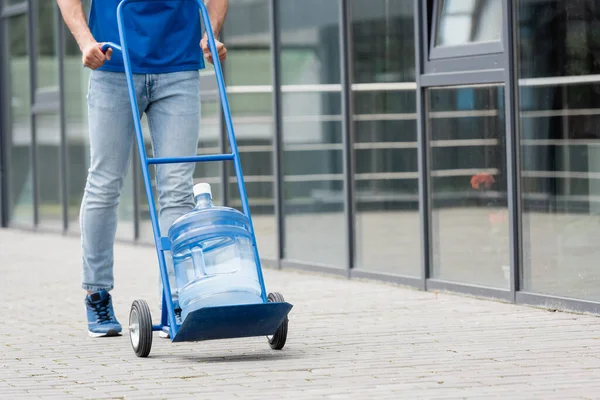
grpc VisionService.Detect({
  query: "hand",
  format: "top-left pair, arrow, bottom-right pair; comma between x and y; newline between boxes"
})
200,35 -> 227,64
81,41 -> 111,70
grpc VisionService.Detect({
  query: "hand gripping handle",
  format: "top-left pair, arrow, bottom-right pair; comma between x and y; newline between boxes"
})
100,42 -> 123,54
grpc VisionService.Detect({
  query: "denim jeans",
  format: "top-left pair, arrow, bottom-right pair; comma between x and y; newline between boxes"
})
81,70 -> 200,295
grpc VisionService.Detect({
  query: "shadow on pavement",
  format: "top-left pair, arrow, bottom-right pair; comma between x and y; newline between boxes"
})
152,351 -> 305,363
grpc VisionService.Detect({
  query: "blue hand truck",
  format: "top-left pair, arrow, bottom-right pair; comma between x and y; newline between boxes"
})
101,0 -> 292,358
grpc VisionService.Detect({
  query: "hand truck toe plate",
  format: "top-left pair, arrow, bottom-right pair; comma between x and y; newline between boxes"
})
171,302 -> 293,343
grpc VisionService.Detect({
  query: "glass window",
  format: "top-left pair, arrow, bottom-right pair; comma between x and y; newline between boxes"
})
37,114 -> 63,229
36,2 -> 63,229
64,17 -> 91,233
6,14 -> 33,226
223,0 -> 276,260
350,0 -> 420,276
435,0 -> 502,47
518,0 -> 600,301
36,1 -> 59,87
428,84 -> 509,288
279,0 -> 345,267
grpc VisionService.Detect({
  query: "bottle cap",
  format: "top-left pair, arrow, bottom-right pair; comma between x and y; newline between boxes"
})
193,183 -> 212,198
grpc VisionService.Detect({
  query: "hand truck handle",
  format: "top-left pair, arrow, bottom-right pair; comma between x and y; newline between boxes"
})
100,42 -> 122,54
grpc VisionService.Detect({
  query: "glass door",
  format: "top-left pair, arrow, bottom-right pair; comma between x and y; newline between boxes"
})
417,0 -> 516,297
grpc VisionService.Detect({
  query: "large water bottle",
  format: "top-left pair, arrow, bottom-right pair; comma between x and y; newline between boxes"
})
168,183 -> 263,321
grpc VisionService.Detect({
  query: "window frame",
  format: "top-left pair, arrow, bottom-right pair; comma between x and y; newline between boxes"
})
423,0 -> 509,76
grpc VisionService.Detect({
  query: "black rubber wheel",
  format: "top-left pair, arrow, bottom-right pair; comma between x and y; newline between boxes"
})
129,300 -> 153,358
267,292 -> 288,350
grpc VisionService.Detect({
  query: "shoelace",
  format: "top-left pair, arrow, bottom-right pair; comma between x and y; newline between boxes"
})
91,301 -> 112,324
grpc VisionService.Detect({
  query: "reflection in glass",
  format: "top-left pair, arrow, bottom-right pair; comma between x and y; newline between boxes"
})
429,85 -> 509,288
280,1 -> 341,86
37,115 -> 63,229
224,0 -> 276,259
36,3 -> 62,229
519,0 -> 600,301
279,0 -> 345,267
64,24 -> 91,233
436,0 -> 502,47
350,0 -> 420,276
36,1 -> 59,87
7,15 -> 33,226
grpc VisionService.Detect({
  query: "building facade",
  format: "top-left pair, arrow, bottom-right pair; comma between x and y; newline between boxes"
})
2,0 -> 600,313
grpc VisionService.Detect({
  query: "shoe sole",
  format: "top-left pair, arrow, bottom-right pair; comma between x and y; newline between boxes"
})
88,329 -> 122,338
159,331 -> 170,339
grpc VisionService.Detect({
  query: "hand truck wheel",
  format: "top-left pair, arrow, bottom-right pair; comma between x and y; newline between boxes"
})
267,292 -> 288,350
129,299 -> 153,358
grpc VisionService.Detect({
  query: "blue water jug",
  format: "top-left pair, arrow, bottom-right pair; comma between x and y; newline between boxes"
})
168,183 -> 263,322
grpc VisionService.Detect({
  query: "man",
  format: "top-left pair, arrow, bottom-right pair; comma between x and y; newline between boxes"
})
56,0 -> 228,337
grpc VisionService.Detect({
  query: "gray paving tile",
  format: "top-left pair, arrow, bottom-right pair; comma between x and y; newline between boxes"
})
2,228 -> 600,398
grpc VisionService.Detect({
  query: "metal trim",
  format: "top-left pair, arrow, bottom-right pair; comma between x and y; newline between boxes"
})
1,2 -> 28,18
339,0 -> 355,273
427,0 -> 441,56
504,0 -> 520,300
352,82 -> 417,91
57,2 -> 68,232
414,0 -> 430,286
0,12 -> 7,227
350,270 -> 424,291
427,279 -> 513,302
220,82 -> 417,93
519,74 -> 600,87
430,41 -> 504,60
281,84 -> 341,92
420,0 -> 429,73
420,69 -> 504,87
280,259 -> 349,278
269,0 -> 284,265
426,53 -> 506,75
28,0 -> 38,226
516,292 -> 600,315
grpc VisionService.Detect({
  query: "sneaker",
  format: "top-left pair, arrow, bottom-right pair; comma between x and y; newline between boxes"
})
159,308 -> 182,339
85,289 -> 122,337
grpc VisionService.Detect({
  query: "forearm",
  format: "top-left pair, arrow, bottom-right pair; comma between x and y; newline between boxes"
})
204,0 -> 228,37
56,0 -> 95,51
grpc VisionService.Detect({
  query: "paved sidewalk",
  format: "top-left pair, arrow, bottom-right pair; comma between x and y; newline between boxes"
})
2,229 -> 600,399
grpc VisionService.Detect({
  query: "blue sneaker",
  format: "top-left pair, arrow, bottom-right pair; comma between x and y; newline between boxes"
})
85,290 -> 122,337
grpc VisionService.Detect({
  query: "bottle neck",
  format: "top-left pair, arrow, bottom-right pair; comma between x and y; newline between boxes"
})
194,193 -> 214,209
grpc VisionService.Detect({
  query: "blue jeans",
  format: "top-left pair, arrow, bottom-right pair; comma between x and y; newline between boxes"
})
81,70 -> 200,294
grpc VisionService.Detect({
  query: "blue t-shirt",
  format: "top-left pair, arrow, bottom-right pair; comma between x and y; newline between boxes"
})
88,0 -> 205,73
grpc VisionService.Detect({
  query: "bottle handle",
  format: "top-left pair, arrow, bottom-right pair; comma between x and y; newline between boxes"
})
191,247 -> 206,277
